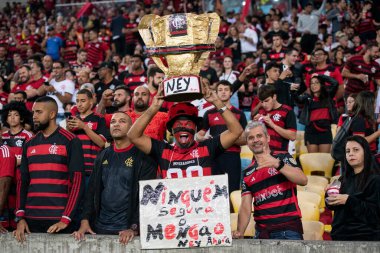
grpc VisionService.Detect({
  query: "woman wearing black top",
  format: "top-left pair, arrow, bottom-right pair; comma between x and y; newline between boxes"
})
224,25 -> 242,65
296,74 -> 339,153
327,135 -> 380,241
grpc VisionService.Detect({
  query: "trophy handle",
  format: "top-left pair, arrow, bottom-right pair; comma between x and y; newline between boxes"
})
151,56 -> 169,74
138,14 -> 159,47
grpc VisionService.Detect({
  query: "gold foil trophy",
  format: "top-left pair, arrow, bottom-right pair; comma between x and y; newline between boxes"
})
138,13 -> 220,102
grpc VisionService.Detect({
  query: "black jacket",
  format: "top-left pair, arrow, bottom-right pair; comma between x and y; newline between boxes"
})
296,74 -> 339,125
82,145 -> 157,232
327,174 -> 380,241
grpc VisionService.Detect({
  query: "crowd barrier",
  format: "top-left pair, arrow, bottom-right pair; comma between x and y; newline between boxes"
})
1,233 -> 380,253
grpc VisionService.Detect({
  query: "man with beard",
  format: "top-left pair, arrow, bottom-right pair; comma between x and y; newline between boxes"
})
127,82 -> 243,179
72,112 -> 156,243
128,85 -> 168,140
94,61 -> 123,103
69,49 -> 93,74
146,66 -> 173,112
232,121 -> 307,240
342,42 -> 380,96
101,85 -> 132,128
67,89 -> 108,177
13,96 -> 84,242
8,65 -> 38,104
37,61 -> 75,123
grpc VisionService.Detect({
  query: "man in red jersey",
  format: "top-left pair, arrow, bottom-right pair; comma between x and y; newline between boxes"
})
232,121 -> 307,240
84,29 -> 111,68
69,49 -> 93,74
119,54 -> 146,92
253,85 -> 297,153
127,82 -> 243,179
128,85 -> 168,141
342,42 -> 380,96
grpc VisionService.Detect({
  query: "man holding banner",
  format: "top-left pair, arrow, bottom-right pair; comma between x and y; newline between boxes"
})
233,121 -> 307,240
127,82 -> 244,179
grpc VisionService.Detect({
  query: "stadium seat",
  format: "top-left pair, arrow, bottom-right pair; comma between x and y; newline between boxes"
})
230,213 -> 255,237
299,201 -> 320,221
297,191 -> 321,208
240,145 -> 253,170
306,175 -> 329,189
230,190 -> 242,213
297,185 -> 325,212
299,153 -> 335,178
302,220 -> 324,240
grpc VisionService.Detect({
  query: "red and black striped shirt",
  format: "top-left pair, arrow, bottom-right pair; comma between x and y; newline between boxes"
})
267,47 -> 287,63
344,55 -> 380,94
84,41 -> 109,67
2,129 -> 33,161
150,136 -> 225,179
63,39 -> 79,62
202,106 -> 247,153
241,152 -> 303,231
121,70 -> 147,92
16,127 -> 84,224
258,105 -> 297,152
70,113 -> 108,175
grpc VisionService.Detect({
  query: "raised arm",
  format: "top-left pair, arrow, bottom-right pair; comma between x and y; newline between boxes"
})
203,82 -> 243,149
127,84 -> 165,154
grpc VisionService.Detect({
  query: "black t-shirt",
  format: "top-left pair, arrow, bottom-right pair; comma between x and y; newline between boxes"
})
95,78 -> 123,103
96,144 -> 148,232
200,67 -> 218,85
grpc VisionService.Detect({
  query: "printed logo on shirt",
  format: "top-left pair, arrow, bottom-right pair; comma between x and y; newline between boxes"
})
49,143 -> 58,155
268,167 -> 278,176
190,149 -> 199,159
125,157 -> 134,167
15,139 -> 23,147
102,159 -> 108,165
214,116 -> 220,121
30,149 -> 36,154
272,113 -> 281,122
371,67 -> 376,73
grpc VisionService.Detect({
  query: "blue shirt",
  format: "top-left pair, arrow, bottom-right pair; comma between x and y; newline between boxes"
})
46,36 -> 63,60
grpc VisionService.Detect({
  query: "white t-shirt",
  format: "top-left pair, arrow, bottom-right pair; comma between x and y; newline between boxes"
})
240,27 -> 258,53
48,79 -> 75,114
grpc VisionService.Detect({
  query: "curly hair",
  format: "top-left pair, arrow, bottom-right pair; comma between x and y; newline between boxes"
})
1,101 -> 32,128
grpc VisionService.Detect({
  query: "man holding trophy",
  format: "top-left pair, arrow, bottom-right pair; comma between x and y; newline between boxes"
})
128,13 -> 244,179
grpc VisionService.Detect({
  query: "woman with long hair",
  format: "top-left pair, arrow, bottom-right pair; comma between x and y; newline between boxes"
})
219,55 -> 240,108
349,91 -> 380,154
327,135 -> 380,241
224,25 -> 242,65
296,74 -> 339,153
336,93 -> 356,133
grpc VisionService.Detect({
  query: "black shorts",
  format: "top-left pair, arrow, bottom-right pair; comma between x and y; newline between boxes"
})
304,130 -> 332,145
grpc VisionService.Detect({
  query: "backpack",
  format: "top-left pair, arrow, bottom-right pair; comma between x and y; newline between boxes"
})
331,116 -> 355,161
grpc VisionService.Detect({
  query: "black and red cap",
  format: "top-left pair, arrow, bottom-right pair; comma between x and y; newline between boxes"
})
166,102 -> 202,132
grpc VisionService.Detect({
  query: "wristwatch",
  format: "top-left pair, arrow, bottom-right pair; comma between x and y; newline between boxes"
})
276,159 -> 285,171
217,106 -> 228,114
14,216 -> 24,223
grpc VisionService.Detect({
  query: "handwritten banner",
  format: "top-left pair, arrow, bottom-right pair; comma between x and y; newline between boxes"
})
139,174 -> 232,249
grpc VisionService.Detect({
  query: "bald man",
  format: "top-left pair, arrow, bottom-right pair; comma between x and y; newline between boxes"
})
14,96 -> 85,242
128,85 -> 168,140
73,112 -> 156,244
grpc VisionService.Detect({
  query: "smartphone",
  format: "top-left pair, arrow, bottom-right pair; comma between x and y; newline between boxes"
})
64,112 -> 72,119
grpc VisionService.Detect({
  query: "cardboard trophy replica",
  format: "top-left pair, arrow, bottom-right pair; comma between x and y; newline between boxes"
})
138,13 -> 220,102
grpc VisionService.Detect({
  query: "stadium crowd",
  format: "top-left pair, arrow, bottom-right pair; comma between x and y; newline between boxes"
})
0,0 -> 380,243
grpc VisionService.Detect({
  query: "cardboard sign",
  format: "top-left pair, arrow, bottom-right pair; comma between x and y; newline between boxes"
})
139,175 -> 232,249
163,75 -> 202,102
